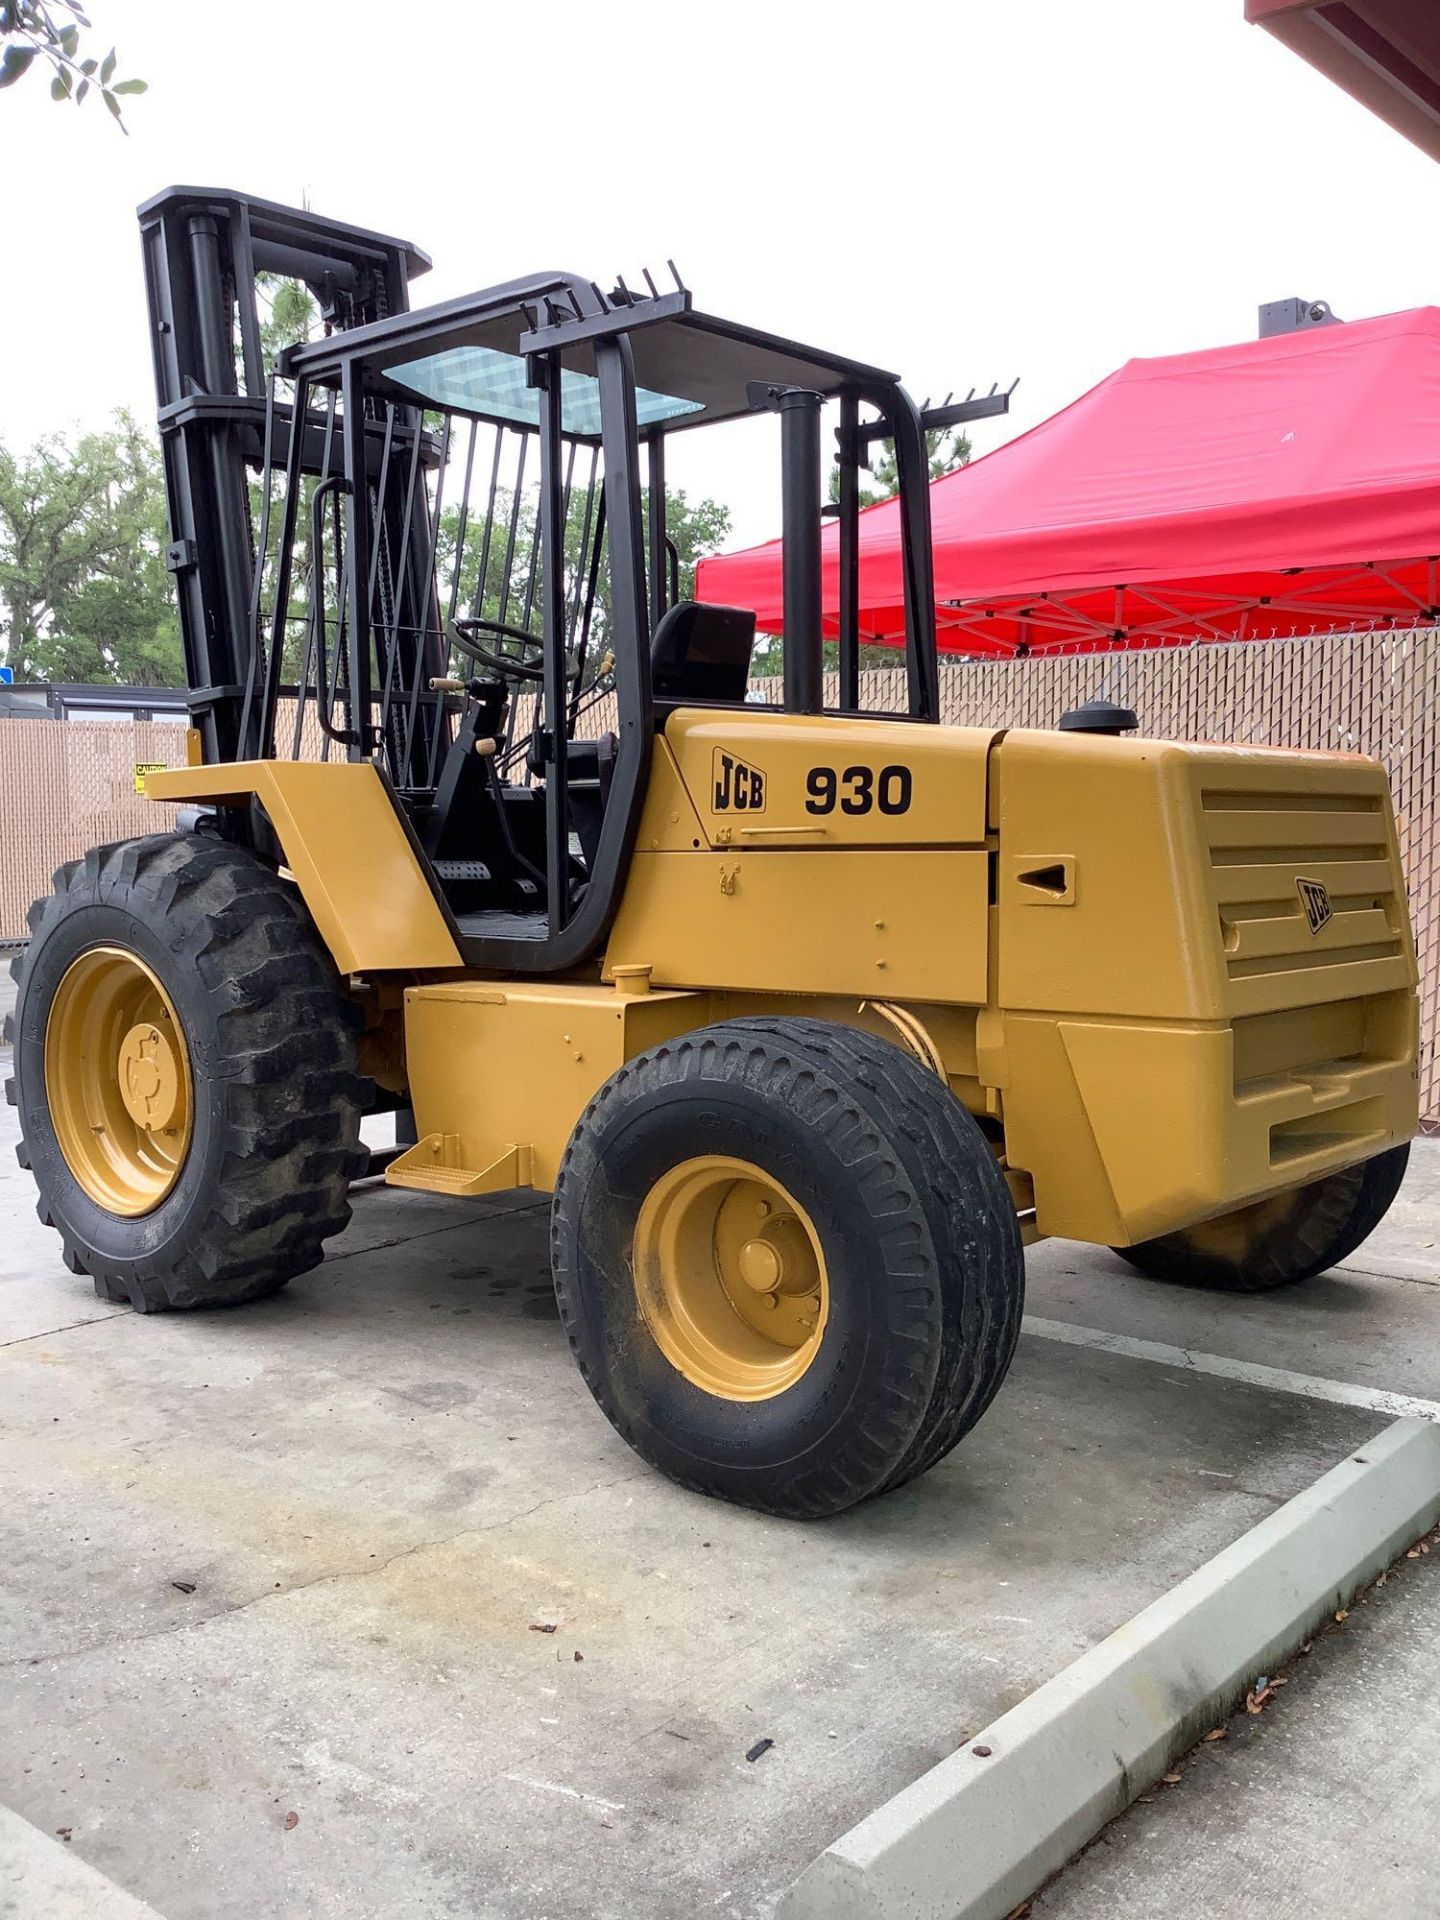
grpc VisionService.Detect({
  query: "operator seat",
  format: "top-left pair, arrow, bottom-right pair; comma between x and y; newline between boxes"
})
519,601 -> 759,870
564,602 -> 756,867
651,601 -> 756,704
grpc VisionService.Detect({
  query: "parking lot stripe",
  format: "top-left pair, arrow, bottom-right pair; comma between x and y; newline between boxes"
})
1024,1316 -> 1440,1422
502,1772 -> 626,1814
778,1417 -> 1440,1920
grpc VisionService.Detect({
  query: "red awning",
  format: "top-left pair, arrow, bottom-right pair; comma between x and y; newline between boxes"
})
696,308 -> 1440,656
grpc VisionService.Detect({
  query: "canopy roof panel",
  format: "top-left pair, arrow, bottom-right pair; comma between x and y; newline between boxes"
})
698,307 -> 1440,655
290,278 -> 901,438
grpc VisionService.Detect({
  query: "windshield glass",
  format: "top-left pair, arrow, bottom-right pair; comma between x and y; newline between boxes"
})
386,344 -> 702,435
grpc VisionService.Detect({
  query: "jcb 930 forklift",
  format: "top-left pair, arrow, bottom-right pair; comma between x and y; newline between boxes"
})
8,189 -> 1420,1518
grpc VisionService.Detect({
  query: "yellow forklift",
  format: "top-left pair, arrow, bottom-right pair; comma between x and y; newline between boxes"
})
6,189 -> 1419,1517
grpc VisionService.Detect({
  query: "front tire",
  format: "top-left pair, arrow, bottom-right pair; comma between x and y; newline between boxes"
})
1114,1144 -> 1410,1293
551,1018 -> 1024,1519
6,833 -> 369,1311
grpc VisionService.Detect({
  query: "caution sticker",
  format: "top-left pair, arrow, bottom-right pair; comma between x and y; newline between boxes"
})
134,761 -> 168,795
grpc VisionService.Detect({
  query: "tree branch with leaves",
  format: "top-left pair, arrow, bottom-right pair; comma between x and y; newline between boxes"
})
0,1 -> 144,127
0,415 -> 182,685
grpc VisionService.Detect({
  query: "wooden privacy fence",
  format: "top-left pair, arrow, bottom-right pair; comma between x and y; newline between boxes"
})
0,718 -> 190,940
2,630 -> 1435,1121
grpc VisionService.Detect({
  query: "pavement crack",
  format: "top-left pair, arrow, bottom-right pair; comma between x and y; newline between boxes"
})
1336,1261 -> 1440,1288
319,1201 -> 550,1271
0,1310 -> 127,1351
2,1466 -> 643,1674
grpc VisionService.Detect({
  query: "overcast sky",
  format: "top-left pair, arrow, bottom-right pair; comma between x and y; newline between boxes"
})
2,0 -> 1436,543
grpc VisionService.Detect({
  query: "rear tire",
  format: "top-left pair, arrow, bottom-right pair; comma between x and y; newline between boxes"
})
551,1017 -> 1024,1519
6,833 -> 369,1311
1114,1144 -> 1410,1294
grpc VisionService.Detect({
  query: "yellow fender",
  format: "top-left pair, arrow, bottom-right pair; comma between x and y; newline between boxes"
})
145,761 -> 461,974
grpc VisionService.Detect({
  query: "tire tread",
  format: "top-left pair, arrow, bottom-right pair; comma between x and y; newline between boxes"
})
7,832 -> 367,1312
1115,1143 -> 1411,1293
551,1016 -> 1024,1518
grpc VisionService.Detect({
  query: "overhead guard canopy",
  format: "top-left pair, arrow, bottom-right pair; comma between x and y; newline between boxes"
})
287,286 -> 902,440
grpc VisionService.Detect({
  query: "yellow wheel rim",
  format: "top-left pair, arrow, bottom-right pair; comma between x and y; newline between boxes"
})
631,1155 -> 829,1401
44,946 -> 194,1218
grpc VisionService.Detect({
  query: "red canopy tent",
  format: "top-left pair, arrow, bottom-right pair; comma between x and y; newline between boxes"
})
696,307 -> 1440,657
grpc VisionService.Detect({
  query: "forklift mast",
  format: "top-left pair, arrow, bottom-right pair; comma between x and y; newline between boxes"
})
138,186 -> 436,766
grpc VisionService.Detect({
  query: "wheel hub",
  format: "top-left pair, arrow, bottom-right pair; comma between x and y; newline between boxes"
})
118,1021 -> 183,1133
630,1156 -> 829,1401
737,1236 -> 783,1294
44,947 -> 194,1218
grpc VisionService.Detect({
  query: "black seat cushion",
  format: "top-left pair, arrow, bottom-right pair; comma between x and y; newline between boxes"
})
560,734 -> 616,783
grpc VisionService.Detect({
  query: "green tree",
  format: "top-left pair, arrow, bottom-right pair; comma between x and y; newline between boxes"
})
257,275 -> 317,372
0,1 -> 144,124
645,488 -> 734,605
0,413 -> 183,685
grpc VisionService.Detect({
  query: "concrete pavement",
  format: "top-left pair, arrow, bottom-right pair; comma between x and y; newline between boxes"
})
1032,1519 -> 1440,1920
1,1090 -> 1436,1919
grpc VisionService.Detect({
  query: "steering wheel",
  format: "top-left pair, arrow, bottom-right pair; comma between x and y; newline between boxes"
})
448,616 -> 546,683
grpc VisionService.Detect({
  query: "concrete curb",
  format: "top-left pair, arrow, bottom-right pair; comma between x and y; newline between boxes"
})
0,1803 -> 168,1919
778,1416 -> 1440,1920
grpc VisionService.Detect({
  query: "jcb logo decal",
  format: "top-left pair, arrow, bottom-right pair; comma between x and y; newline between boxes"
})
1297,876 -> 1333,935
712,749 -> 766,813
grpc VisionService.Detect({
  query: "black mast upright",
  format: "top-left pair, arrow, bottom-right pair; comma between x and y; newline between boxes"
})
137,187 -> 430,767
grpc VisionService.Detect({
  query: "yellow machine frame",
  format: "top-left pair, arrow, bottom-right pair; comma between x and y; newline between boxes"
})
147,710 -> 1419,1252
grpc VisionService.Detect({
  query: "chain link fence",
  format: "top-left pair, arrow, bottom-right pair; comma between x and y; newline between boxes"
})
3,630 -> 1434,1121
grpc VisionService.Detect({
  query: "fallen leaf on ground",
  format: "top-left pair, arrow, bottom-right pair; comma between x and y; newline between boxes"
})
1334,1609 -> 1350,1622
1162,1771 -> 1183,1785
283,1812 -> 299,1831
1203,1727 -> 1228,1742
529,1622 -> 559,1634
